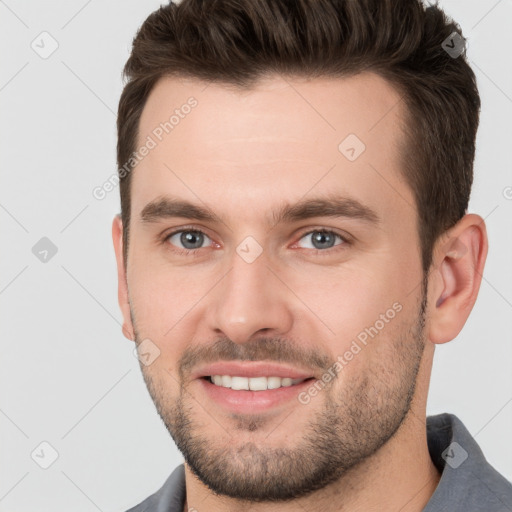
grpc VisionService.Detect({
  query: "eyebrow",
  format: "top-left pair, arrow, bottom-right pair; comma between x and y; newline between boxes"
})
139,194 -> 380,227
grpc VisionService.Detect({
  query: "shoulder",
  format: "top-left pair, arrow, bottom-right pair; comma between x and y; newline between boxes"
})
124,464 -> 186,512
425,413 -> 512,511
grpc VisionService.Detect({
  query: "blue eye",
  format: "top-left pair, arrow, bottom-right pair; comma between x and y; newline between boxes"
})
163,227 -> 349,257
166,230 -> 213,251
297,230 -> 346,250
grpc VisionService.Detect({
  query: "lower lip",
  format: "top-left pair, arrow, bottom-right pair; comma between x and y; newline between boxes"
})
197,377 -> 315,414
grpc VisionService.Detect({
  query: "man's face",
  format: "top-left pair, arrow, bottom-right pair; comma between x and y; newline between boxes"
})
121,72 -> 429,500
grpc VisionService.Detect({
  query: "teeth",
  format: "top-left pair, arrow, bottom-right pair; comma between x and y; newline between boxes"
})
209,375 -> 305,390
267,376 -> 281,389
248,376 -> 267,391
231,376 -> 249,390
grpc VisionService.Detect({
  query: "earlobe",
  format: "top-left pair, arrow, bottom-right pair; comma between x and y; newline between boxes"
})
122,324 -> 135,341
112,214 -> 135,342
428,214 -> 488,345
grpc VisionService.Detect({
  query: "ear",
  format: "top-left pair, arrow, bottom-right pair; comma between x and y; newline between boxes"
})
427,213 -> 488,344
112,214 -> 135,341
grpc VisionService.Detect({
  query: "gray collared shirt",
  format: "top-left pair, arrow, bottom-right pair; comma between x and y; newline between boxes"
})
125,413 -> 512,511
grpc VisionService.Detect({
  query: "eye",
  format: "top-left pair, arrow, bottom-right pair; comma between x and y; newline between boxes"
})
162,227 -> 349,257
296,229 -> 347,251
165,229 -> 213,251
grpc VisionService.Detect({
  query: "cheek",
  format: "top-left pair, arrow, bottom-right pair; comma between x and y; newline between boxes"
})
127,260 -> 205,340
284,255 -> 420,373
288,263 -> 402,333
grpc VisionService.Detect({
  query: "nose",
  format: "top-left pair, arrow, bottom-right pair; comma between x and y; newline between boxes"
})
207,248 -> 294,345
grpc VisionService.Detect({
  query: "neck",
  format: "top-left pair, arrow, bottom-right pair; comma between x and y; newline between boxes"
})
183,406 -> 441,512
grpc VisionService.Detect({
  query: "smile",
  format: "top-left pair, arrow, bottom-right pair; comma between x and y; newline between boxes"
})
207,375 -> 309,391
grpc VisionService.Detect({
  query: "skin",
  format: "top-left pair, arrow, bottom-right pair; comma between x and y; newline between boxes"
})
112,72 -> 488,512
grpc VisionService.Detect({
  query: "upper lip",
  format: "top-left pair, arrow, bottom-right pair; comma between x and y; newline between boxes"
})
191,361 -> 316,380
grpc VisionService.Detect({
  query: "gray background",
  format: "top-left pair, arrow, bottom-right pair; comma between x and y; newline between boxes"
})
1,1 -> 511,510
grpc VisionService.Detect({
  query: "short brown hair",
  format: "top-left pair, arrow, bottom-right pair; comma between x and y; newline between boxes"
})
117,0 -> 480,272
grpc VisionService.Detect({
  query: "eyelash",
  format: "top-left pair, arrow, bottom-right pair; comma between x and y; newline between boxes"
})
161,226 -> 351,258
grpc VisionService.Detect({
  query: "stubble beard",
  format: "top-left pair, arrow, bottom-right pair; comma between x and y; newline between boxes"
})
135,288 -> 427,502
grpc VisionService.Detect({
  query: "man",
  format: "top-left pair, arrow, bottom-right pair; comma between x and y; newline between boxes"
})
112,0 -> 512,510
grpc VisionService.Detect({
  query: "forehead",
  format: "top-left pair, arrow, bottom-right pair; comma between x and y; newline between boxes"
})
137,72 -> 405,149
132,72 -> 414,225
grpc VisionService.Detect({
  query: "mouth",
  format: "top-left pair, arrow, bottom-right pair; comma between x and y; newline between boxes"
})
203,375 -> 314,390
193,362 -> 319,414
192,360 -> 321,412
